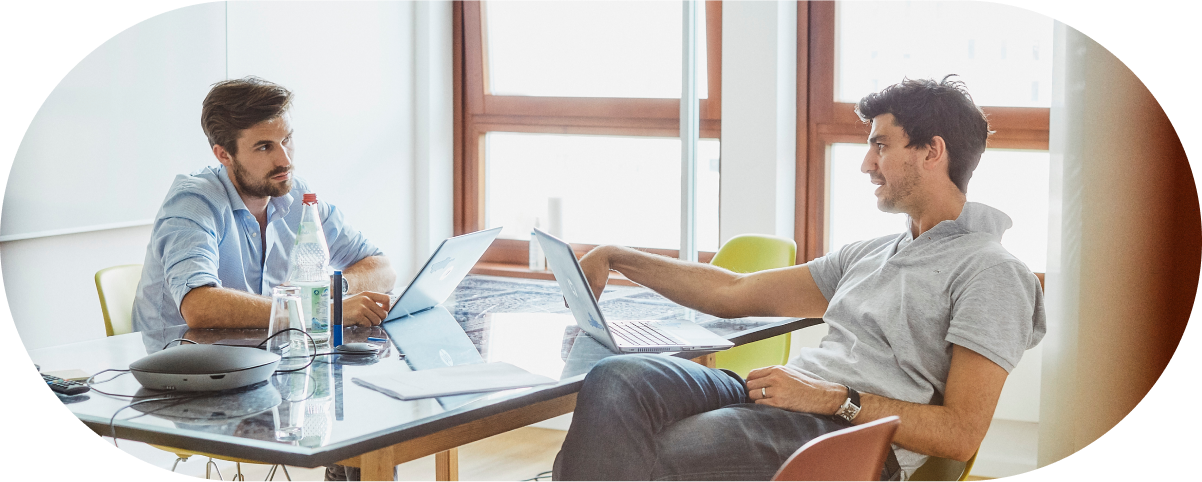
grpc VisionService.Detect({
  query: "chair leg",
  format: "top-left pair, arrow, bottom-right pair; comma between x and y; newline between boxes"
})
234,461 -> 245,481
171,457 -> 185,472
262,464 -> 292,481
206,457 -> 223,480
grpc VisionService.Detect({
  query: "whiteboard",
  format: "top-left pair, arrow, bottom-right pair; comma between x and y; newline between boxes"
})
0,3 -> 226,239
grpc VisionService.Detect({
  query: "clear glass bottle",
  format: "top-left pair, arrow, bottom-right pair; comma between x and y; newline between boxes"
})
287,193 -> 332,344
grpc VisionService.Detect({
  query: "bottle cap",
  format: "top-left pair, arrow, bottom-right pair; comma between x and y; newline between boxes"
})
303,193 -> 317,205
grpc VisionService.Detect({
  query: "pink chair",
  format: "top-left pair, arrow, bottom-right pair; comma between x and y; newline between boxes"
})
772,416 -> 900,481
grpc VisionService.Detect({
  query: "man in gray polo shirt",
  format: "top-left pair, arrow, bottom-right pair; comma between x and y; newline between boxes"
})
553,76 -> 1046,481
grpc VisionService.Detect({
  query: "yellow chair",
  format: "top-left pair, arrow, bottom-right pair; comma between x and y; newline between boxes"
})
95,265 -> 291,481
710,234 -> 797,378
908,451 -> 977,481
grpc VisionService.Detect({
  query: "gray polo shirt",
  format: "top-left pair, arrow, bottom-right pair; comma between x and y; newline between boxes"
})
796,201 -> 1046,476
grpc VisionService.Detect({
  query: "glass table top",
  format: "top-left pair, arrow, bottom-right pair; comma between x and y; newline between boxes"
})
28,275 -> 812,466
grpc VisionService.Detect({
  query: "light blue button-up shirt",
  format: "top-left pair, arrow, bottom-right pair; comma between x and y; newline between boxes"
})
132,165 -> 382,332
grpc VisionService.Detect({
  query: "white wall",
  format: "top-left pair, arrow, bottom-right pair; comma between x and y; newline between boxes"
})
0,3 -> 225,239
719,0 -> 797,243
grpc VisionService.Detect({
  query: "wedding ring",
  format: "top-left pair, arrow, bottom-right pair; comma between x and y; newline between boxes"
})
761,387 -> 767,398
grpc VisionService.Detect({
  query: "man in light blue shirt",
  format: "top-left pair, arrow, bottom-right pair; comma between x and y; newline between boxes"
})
132,77 -> 396,332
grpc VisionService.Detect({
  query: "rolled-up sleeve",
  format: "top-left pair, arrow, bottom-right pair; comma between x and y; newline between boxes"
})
152,192 -> 224,310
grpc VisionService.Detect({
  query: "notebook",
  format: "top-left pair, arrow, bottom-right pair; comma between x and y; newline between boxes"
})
534,228 -> 734,354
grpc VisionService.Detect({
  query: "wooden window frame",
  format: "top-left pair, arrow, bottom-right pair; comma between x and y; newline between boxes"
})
454,1 -> 724,277
795,2 -> 1051,269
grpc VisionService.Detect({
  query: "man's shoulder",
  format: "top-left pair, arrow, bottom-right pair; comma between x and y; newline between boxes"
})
168,166 -> 229,198
158,166 -> 236,218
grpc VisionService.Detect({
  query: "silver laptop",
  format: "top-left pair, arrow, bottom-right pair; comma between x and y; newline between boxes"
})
384,227 -> 502,321
534,228 -> 734,354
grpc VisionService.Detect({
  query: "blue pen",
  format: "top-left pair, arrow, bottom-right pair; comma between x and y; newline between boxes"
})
332,270 -> 343,347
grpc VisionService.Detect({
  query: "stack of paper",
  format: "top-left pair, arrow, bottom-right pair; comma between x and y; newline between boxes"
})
352,362 -> 557,401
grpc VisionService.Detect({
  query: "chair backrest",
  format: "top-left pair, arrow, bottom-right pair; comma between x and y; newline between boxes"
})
772,416 -> 900,481
711,234 -> 798,376
908,450 -> 976,481
95,264 -> 143,337
710,234 -> 797,274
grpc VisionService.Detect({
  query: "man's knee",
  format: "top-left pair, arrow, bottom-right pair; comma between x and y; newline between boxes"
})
580,355 -> 662,397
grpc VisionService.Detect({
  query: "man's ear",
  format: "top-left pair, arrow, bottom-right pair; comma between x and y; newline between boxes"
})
923,136 -> 949,172
212,144 -> 234,167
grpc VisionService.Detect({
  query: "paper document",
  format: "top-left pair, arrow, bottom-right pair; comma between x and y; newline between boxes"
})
352,362 -> 557,400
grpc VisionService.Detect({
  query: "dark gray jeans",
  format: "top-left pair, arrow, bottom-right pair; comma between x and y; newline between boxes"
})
553,354 -> 899,481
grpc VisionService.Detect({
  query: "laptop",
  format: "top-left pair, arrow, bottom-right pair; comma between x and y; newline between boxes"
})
534,228 -> 734,354
384,227 -> 502,321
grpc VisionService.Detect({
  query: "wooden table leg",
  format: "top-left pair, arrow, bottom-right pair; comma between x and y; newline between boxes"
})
691,353 -> 716,368
435,448 -> 459,481
360,446 -> 396,481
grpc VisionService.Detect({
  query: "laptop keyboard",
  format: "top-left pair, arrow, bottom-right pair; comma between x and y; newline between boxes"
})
609,321 -> 684,346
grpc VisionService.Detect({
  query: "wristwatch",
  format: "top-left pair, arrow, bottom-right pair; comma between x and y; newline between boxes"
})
835,385 -> 862,422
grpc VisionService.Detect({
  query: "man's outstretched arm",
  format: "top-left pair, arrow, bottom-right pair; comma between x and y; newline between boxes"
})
578,245 -> 829,319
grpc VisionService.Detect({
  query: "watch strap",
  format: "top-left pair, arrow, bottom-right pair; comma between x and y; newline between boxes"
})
835,385 -> 862,422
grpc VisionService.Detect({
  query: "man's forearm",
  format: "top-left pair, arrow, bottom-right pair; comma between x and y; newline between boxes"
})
599,246 -> 746,318
343,255 -> 396,294
179,286 -> 272,329
855,393 -> 982,462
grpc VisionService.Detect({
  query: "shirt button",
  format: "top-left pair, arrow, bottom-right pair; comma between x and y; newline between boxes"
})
252,232 -> 258,237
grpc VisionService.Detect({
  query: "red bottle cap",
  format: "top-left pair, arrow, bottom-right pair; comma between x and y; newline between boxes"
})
303,193 -> 317,205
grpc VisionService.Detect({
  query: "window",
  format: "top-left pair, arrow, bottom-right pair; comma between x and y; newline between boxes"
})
799,2 -> 1052,277
455,2 -> 723,271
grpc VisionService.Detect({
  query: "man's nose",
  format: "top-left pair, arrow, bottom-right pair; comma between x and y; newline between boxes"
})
861,148 -> 876,174
276,145 -> 293,167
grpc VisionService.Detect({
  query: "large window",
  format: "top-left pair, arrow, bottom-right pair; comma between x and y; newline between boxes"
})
455,2 -> 723,273
455,2 -> 1052,278
800,2 -> 1052,278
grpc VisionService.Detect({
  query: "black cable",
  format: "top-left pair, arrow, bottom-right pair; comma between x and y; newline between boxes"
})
162,338 -> 199,350
522,470 -> 554,481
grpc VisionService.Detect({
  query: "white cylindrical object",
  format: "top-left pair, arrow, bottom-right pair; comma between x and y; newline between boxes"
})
548,197 -> 564,238
529,218 -> 546,271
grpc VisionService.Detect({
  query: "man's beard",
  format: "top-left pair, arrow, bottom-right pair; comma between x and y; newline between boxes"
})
876,158 -> 919,213
230,157 -> 292,198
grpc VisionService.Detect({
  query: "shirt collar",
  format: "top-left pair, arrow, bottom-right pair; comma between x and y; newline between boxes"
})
217,165 -> 251,214
953,202 -> 1013,242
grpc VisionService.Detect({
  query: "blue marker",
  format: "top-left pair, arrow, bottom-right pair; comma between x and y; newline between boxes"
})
332,270 -> 343,347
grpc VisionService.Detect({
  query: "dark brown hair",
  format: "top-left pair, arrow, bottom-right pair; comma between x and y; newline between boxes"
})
200,77 -> 293,156
855,75 -> 992,193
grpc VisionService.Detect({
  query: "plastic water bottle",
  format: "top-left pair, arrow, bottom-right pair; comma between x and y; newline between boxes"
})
287,192 -> 332,344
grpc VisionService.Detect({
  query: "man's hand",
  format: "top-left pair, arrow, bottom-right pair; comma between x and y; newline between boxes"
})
745,365 -> 846,415
340,291 -> 391,326
577,245 -> 615,300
